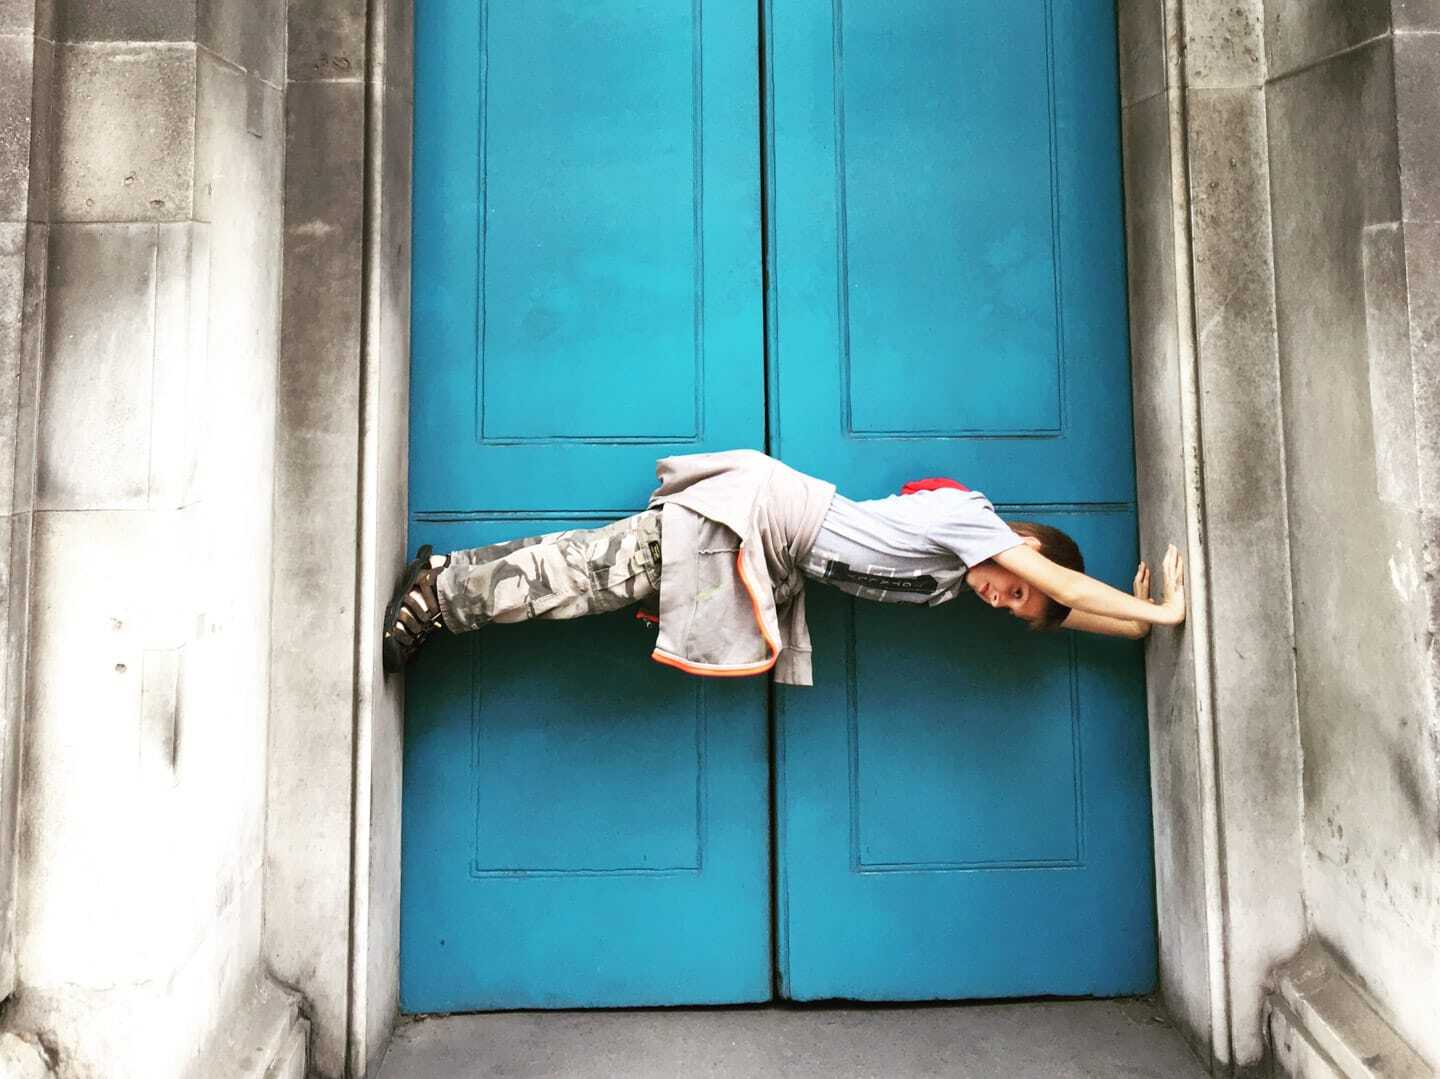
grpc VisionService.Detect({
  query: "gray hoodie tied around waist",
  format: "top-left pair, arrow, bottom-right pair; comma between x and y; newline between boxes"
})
646,449 -> 836,687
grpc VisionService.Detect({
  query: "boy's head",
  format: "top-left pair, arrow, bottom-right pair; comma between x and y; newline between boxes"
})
965,521 -> 1084,631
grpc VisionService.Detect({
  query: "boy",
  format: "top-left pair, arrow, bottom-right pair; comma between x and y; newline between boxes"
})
383,449 -> 1184,680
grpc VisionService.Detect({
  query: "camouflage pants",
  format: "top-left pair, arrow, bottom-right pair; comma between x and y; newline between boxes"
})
434,510 -> 662,633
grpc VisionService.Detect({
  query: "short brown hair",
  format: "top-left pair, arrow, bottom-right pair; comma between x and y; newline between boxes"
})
1005,521 -> 1084,632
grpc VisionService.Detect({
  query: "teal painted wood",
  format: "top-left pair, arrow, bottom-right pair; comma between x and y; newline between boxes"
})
766,0 -> 1135,503
411,0 -> 765,514
403,2 -> 771,1010
768,1 -> 1157,999
401,518 -> 772,1011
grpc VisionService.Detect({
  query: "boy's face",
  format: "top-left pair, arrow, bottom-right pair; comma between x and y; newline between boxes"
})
965,538 -> 1049,624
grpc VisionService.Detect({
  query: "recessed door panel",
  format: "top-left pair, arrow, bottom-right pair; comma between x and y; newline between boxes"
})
839,3 -> 1061,436
767,0 -> 1135,502
411,0 -> 765,513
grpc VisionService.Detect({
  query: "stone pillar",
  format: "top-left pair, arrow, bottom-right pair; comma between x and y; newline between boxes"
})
1177,2 -> 1309,1073
1119,0 -> 1440,1074
0,0 -> 307,1075
267,0 -> 411,1074
1121,0 -> 1310,1072
0,0 -> 51,1019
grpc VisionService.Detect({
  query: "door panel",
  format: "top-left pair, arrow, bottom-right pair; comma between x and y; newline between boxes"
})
403,1 -> 771,1011
766,0 -> 1134,502
411,0 -> 765,513
768,1 -> 1156,999
776,511 -> 1154,1000
401,520 -> 770,1011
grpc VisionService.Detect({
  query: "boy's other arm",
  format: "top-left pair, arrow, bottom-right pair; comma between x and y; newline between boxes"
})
993,542 -> 1186,628
1060,560 -> 1157,639
1062,610 -> 1149,639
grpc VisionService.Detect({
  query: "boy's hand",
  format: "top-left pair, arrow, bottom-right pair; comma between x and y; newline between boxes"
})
1133,560 -> 1151,602
1160,543 -> 1186,624
1130,560 -> 1154,638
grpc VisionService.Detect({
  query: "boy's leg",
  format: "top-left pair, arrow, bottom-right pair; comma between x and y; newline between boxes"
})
434,509 -> 662,632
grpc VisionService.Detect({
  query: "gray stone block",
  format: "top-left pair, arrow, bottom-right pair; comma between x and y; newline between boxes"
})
1361,222 -> 1419,509
281,80 -> 364,441
146,222 -> 193,510
1117,0 -> 1165,106
1268,39 -> 1399,233
1184,0 -> 1266,89
289,0 -> 366,83
0,222 -> 42,519
1268,22 -> 1440,1067
0,507 -> 32,1003
37,223 -> 198,510
25,37 -> 53,224
381,0 -> 412,101
0,1 -> 30,33
1184,85 -> 1307,1071
1392,0 -> 1440,30
1120,90 -> 1215,1057
52,42 -> 196,223
55,0 -> 194,42
11,222 -> 46,517
1263,0 -> 1391,79
0,224 -> 23,517
268,76 -> 365,1079
1121,94 -> 1180,544
1395,33 -> 1440,225
0,34 -> 32,222
0,0 -> 50,36
199,0 -> 285,86
195,65 -> 284,513
37,223 -> 155,508
379,84 -> 412,359
1406,221 -> 1440,517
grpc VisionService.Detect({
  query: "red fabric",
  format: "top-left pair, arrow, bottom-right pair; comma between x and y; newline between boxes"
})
899,477 -> 970,496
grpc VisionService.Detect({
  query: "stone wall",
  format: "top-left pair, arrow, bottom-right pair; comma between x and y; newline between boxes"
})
1265,0 -> 1440,1067
0,0 -> 305,1075
1120,0 -> 1440,1073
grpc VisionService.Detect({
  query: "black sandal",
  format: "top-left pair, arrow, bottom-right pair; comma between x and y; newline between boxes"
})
382,545 -> 449,674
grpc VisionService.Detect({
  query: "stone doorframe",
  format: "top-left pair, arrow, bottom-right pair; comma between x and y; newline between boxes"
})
265,2 -> 1439,1077
265,0 -> 413,1075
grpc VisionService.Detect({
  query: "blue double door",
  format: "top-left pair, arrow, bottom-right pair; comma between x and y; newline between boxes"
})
403,1 -> 1154,1011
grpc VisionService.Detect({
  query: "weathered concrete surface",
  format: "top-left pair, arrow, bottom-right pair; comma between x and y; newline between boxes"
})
267,72 -> 366,1079
1266,942 -> 1433,1079
375,1001 -> 1208,1079
1186,77 -> 1306,1073
0,0 -> 46,1009
53,0 -> 195,43
1118,0 -> 1167,107
1,2 -> 303,1075
358,2 -> 414,1071
50,42 -> 197,222
1118,14 -> 1216,1058
265,0 -> 414,1069
1263,0 -> 1391,79
1265,25 -> 1440,1069
1120,2 -> 1440,1075
1183,0 -> 1265,89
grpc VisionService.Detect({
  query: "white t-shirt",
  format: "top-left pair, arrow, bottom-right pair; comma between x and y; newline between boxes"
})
800,487 -> 1023,605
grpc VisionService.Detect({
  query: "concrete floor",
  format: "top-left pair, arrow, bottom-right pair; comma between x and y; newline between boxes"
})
375,998 -> 1209,1078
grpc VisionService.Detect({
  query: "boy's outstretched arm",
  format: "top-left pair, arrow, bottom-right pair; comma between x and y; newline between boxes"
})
993,542 -> 1186,633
